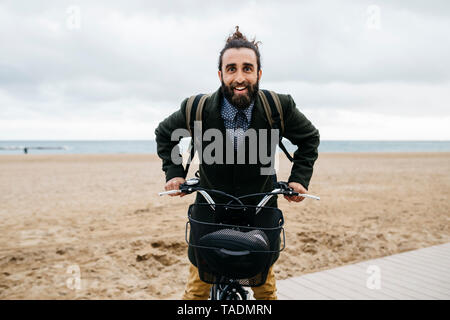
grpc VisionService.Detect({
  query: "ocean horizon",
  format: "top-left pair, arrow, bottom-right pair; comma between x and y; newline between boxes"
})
1,140 -> 450,155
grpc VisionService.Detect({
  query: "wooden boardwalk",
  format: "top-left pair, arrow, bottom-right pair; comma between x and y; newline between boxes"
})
276,242 -> 450,300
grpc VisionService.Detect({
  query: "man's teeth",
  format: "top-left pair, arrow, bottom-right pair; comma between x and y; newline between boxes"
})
235,87 -> 246,91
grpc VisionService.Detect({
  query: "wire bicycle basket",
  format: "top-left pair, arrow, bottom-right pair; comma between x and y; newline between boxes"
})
185,202 -> 285,287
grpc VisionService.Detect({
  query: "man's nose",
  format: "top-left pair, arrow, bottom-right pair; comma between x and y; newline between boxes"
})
235,70 -> 246,84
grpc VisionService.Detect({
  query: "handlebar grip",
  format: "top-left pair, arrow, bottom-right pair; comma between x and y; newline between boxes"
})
158,190 -> 181,196
301,194 -> 320,200
283,191 -> 320,200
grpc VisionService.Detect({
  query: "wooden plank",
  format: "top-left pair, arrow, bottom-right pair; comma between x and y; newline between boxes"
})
354,259 -> 442,299
355,256 -> 449,289
323,267 -> 400,299
402,250 -> 450,269
276,277 -> 333,300
383,255 -> 450,285
419,243 -> 450,257
391,252 -> 450,273
380,256 -> 450,285
403,245 -> 450,261
285,277 -> 337,299
299,272 -> 376,299
276,242 -> 450,300
291,274 -> 355,299
352,261 -> 448,299
372,259 -> 450,295
354,254 -> 449,286
320,269 -> 394,300
320,271 -> 386,300
416,247 -> 450,259
326,263 -> 420,299
276,291 -> 292,300
275,283 -> 320,300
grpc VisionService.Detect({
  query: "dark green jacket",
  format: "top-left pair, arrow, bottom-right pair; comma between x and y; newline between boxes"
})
155,87 -> 320,204
155,87 -> 319,266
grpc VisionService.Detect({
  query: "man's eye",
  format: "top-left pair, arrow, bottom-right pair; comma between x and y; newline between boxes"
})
228,67 -> 236,72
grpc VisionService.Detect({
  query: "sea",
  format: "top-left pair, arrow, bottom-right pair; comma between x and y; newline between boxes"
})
1,140 -> 450,154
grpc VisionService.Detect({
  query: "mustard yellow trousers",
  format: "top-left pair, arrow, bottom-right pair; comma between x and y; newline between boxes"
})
181,264 -> 277,300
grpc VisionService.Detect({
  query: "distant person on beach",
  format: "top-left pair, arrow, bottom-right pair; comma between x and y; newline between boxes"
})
155,26 -> 320,300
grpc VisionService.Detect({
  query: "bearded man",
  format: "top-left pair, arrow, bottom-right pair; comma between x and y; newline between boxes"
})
155,26 -> 320,300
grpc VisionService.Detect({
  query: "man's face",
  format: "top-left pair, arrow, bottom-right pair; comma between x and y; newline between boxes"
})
219,48 -> 262,109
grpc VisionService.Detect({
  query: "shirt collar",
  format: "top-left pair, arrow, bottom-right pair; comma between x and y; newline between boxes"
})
222,97 -> 254,123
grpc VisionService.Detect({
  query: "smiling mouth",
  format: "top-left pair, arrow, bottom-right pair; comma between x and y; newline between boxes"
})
234,86 -> 247,92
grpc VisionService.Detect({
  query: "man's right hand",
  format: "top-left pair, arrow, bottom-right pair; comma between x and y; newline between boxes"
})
164,177 -> 186,197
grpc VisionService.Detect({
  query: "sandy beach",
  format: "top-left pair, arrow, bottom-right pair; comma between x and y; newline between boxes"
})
0,153 -> 449,299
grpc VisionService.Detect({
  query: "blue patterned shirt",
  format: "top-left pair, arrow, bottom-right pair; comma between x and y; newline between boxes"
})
221,97 -> 254,130
221,98 -> 254,149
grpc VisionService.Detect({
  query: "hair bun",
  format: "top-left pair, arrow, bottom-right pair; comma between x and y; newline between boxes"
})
227,26 -> 247,42
226,26 -> 260,49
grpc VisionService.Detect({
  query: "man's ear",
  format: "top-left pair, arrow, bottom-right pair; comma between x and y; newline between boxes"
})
218,70 -> 222,81
258,69 -> 262,81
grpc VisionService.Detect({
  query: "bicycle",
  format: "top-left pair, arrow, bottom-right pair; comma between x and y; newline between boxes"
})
159,177 -> 320,300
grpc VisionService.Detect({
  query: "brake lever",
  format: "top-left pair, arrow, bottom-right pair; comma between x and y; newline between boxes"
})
184,177 -> 200,186
277,181 -> 296,196
179,177 -> 200,193
276,181 -> 290,191
158,177 -> 199,196
277,181 -> 320,200
158,186 -> 193,196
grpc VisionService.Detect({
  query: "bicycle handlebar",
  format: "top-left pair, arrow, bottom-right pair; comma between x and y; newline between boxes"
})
158,177 -> 320,210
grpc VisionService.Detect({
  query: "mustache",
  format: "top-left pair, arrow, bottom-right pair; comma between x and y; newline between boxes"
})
230,82 -> 249,88
220,78 -> 259,110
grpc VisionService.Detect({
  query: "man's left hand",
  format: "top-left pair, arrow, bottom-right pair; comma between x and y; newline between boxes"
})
284,182 -> 307,203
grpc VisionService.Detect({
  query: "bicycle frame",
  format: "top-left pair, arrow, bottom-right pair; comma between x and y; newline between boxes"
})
211,281 -> 249,300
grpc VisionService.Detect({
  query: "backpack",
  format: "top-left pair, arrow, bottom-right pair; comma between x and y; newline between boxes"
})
183,89 -> 294,178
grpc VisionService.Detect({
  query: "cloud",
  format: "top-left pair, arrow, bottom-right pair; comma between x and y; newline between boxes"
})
265,81 -> 450,116
308,109 -> 450,140
259,1 -> 450,83
0,0 -> 449,140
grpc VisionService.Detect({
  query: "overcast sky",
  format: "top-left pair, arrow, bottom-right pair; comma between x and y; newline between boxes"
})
1,0 -> 449,140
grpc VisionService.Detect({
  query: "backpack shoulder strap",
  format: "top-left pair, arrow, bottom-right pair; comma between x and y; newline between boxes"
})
267,90 -> 284,133
258,89 -> 284,134
184,93 -> 210,177
258,89 -> 294,162
185,94 -> 210,135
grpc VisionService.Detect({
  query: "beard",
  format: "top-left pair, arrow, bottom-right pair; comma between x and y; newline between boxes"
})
221,77 -> 259,109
